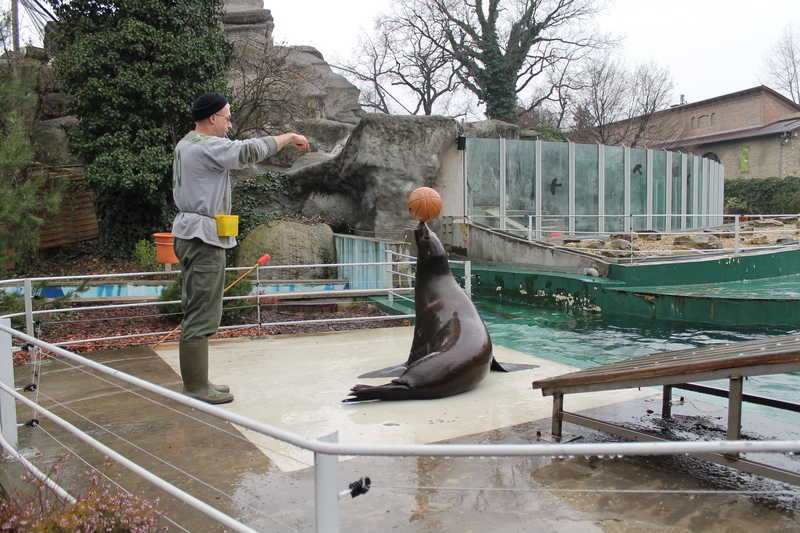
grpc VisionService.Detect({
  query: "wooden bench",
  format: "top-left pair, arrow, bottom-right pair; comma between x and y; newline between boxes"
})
531,334 -> 800,485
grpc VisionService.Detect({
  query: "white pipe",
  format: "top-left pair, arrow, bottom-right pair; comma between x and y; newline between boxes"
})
2,323 -> 799,461
0,382 -> 260,533
0,431 -> 76,504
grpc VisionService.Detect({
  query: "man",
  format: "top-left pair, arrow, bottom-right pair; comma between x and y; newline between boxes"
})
172,92 -> 309,404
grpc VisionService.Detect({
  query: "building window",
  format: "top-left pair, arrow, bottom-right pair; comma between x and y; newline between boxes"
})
702,152 -> 720,163
740,147 -> 749,173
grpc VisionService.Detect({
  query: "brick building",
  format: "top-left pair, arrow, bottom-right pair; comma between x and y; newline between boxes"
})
651,86 -> 800,180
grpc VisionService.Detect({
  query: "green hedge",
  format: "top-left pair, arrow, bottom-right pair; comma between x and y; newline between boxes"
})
724,176 -> 800,215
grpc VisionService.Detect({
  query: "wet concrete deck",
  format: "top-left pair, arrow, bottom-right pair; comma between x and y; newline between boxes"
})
5,327 -> 800,532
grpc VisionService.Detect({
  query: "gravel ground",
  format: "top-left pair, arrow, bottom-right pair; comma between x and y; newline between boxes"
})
561,219 -> 800,256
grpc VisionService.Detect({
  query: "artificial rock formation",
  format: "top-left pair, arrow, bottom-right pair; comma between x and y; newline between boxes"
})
289,114 -> 460,238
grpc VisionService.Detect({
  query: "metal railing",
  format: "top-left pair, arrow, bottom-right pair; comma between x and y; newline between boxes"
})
466,213 -> 800,260
2,319 -> 799,532
0,260 -> 420,348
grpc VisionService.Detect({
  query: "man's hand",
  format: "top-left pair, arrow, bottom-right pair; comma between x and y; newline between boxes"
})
290,134 -> 310,151
273,132 -> 310,152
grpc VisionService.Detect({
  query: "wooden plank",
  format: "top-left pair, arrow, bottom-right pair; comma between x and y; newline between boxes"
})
532,335 -> 800,391
37,170 -> 99,249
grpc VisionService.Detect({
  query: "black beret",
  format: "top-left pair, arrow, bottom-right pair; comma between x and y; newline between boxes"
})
191,92 -> 228,122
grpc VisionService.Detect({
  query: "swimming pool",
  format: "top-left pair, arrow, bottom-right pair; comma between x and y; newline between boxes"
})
475,297 -> 800,424
35,281 -> 350,299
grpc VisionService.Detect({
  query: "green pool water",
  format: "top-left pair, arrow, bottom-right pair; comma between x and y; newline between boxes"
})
475,297 -> 800,424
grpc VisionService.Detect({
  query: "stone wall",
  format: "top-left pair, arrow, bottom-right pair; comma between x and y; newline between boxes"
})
686,132 -> 799,180
671,87 -> 800,139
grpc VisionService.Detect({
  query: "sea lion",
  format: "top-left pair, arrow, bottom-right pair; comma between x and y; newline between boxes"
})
343,221 -> 536,402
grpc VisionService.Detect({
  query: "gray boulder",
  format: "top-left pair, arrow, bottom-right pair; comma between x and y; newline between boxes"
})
753,218 -> 785,228
743,235 -> 769,246
674,234 -> 722,249
32,117 -> 81,167
286,46 -> 364,125
290,113 -> 458,236
236,220 -> 337,279
223,0 -> 274,45
601,239 -> 639,258
462,119 -> 520,140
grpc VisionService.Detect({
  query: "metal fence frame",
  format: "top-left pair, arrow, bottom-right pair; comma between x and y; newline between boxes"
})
2,254 -> 800,531
2,320 -> 799,532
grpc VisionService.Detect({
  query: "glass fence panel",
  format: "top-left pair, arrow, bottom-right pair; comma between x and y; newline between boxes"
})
540,141 -> 570,233
653,150 -> 667,231
506,139 -> 537,234
466,140 -> 723,239
672,154 -> 683,230
604,145 -> 625,233
630,148 -> 648,231
575,143 -> 599,234
466,138 -> 500,228
701,157 -> 710,227
686,155 -> 697,228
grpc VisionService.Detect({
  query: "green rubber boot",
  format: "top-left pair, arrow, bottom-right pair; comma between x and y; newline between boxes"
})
179,338 -> 233,404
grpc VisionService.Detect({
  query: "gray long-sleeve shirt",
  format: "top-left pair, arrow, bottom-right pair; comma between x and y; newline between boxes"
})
172,131 -> 278,249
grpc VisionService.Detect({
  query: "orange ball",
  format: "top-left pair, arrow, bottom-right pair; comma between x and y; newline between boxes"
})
407,187 -> 442,222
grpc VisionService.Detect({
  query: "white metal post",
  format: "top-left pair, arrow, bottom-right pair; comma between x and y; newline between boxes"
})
624,146 -> 631,233
534,140 -> 543,240
315,431 -> 340,533
464,261 -> 472,298
598,144 -> 605,235
499,138 -> 506,231
0,318 -> 18,451
681,153 -> 688,230
646,149 -> 654,231
568,142 -> 576,235
24,278 -> 34,338
385,249 -> 393,304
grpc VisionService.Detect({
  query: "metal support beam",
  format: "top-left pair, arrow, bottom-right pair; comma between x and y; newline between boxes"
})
728,377 -> 743,441
560,410 -> 800,486
662,385 -> 673,419
551,393 -> 563,438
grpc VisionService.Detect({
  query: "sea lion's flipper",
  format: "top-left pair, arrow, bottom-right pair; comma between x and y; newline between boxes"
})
357,364 -> 407,379
490,358 -> 539,372
343,382 -> 412,403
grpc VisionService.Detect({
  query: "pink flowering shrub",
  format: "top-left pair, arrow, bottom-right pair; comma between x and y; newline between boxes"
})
0,458 -> 167,532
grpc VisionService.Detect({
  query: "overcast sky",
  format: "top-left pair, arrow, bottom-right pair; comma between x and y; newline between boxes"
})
270,0 -> 800,107
8,0 -> 799,109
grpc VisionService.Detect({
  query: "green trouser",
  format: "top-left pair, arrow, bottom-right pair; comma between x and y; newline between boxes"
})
173,237 -> 233,403
174,237 -> 226,340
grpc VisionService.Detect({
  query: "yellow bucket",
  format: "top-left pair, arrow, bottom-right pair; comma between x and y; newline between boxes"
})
215,215 -> 239,236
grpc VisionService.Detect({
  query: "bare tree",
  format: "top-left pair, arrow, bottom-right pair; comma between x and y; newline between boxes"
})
337,23 -> 401,114
409,0 -> 611,123
761,21 -> 800,103
519,56 -> 588,130
569,56 -> 679,147
226,38 -> 320,139
338,9 -> 467,117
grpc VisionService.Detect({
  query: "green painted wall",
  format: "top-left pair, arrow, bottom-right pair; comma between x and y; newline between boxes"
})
607,247 -> 800,286
454,248 -> 800,327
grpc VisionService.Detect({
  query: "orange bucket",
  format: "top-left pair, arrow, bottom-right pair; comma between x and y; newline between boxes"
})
153,233 -> 179,264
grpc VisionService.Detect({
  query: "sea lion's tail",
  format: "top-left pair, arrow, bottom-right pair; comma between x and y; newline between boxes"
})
342,383 -> 411,403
